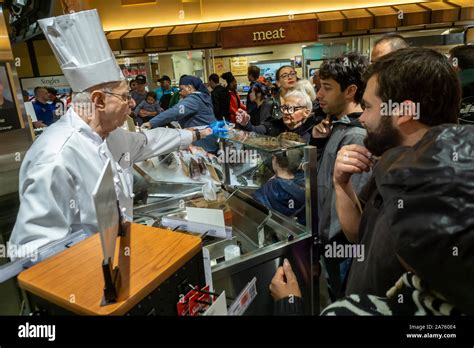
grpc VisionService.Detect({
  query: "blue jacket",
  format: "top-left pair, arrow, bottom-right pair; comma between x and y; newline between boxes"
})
33,101 -> 55,126
149,92 -> 216,128
254,177 -> 306,225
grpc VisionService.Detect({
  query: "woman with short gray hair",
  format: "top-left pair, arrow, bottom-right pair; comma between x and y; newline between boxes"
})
236,88 -> 318,143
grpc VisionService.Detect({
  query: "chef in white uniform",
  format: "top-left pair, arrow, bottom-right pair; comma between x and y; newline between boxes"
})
9,9 -> 212,253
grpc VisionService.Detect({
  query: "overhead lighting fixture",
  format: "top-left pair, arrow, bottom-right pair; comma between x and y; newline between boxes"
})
121,0 -> 156,5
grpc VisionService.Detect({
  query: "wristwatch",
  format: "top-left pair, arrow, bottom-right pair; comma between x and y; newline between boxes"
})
194,128 -> 201,140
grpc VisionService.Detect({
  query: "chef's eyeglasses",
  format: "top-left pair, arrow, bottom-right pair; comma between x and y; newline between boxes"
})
103,91 -> 133,102
279,71 -> 297,80
280,104 -> 306,114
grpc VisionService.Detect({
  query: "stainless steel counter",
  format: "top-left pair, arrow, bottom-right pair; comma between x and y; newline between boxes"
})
132,137 -> 320,315
133,187 -> 315,315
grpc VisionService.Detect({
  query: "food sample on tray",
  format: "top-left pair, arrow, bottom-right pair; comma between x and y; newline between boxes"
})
197,157 -> 207,175
159,147 -> 222,182
226,130 -> 306,151
158,152 -> 179,169
189,158 -> 201,180
277,132 -> 306,143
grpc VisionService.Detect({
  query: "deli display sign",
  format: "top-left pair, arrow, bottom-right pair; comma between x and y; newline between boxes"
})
221,19 -> 318,49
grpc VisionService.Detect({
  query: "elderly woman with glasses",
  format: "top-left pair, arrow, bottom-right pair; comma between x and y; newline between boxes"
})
235,66 -> 299,129
237,89 -> 317,143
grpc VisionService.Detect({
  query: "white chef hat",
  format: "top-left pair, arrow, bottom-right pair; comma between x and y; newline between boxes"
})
38,9 -> 124,92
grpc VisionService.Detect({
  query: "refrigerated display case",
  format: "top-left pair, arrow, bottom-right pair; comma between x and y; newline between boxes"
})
131,130 -> 321,315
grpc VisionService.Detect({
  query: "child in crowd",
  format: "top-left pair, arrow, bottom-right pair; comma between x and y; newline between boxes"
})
134,91 -> 162,125
253,148 -> 306,225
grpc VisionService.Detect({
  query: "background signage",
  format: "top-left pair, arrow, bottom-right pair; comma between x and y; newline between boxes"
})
221,19 -> 318,49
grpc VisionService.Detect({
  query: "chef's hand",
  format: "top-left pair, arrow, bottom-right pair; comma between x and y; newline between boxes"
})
142,122 -> 152,129
333,144 -> 372,186
208,120 -> 229,137
236,108 -> 250,126
312,116 -> 331,138
269,259 -> 301,301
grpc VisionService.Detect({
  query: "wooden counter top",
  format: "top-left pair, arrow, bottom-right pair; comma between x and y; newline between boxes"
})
18,224 -> 202,315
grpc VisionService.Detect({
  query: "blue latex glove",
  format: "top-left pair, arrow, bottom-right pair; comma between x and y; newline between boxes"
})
208,120 -> 229,138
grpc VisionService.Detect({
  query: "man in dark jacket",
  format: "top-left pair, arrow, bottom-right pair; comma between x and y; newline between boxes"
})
313,52 -> 370,299
334,48 -> 460,298
208,73 -> 227,120
272,125 -> 473,316
246,65 -> 261,113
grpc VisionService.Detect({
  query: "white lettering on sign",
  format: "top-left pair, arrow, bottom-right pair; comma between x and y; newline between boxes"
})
253,28 -> 286,42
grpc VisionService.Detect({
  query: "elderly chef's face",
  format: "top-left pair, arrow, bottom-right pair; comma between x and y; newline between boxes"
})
95,80 -> 135,135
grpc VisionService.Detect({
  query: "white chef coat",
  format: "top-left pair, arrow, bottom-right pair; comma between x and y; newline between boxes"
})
9,108 -> 193,253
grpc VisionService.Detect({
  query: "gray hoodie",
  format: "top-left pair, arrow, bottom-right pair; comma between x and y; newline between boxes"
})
317,112 -> 371,242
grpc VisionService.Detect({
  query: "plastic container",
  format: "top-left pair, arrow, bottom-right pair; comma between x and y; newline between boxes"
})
224,244 -> 241,261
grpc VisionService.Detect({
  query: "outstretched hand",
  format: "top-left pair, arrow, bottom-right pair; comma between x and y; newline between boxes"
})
208,120 -> 229,137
